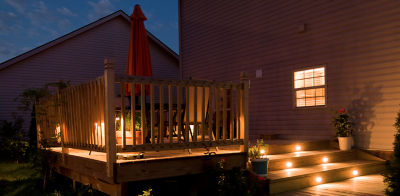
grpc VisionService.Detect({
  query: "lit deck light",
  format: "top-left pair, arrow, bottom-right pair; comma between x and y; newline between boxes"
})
352,170 -> 359,176
322,157 -> 329,163
286,161 -> 293,168
315,177 -> 322,183
295,145 -> 301,151
115,117 -> 120,121
260,149 -> 266,154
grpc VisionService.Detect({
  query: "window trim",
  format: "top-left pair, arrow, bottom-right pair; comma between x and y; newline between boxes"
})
292,65 -> 327,109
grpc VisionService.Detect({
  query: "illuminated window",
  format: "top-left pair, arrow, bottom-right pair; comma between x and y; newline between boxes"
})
294,67 -> 326,107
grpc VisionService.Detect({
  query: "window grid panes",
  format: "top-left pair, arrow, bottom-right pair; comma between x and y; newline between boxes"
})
294,67 -> 326,107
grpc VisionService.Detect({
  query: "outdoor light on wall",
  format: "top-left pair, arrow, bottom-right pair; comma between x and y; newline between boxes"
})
315,176 -> 322,183
352,170 -> 359,176
286,161 -> 293,168
295,145 -> 301,151
322,157 -> 329,163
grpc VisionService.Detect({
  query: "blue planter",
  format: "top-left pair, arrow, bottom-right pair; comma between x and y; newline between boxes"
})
251,158 -> 269,175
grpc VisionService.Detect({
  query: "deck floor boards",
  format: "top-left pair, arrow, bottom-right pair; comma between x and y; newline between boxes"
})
50,146 -> 242,163
277,174 -> 385,196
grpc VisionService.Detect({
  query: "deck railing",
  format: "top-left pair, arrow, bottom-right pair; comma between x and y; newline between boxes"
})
36,59 -> 249,177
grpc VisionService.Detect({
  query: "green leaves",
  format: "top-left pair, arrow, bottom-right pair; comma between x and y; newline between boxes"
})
248,139 -> 268,160
332,110 -> 353,137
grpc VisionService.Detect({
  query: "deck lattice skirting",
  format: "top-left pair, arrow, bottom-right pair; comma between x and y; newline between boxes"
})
35,59 -> 249,182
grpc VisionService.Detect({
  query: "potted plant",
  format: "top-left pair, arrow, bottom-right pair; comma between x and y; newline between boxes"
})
248,139 -> 269,175
332,108 -> 353,150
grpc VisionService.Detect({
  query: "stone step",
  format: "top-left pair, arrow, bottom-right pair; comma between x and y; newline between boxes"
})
267,150 -> 355,171
267,159 -> 385,195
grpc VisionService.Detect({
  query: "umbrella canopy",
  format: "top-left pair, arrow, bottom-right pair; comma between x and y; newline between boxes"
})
126,4 -> 152,96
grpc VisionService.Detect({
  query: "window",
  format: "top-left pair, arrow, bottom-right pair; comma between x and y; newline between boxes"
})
294,67 -> 326,107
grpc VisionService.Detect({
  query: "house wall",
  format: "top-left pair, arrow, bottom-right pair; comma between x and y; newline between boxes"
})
0,16 -> 179,130
180,0 -> 400,150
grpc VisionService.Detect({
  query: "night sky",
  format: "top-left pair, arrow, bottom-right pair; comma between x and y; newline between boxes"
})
0,0 -> 178,63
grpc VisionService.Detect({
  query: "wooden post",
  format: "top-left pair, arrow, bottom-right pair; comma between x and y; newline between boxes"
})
240,72 -> 249,153
141,83 -> 146,144
208,87 -> 213,141
201,87 -> 205,142
185,86 -> 190,143
215,87 -> 220,141
150,84 -> 155,144
177,86 -> 182,142
104,59 -> 116,178
159,85 -> 164,144
230,86 -> 234,141
193,86 -> 197,142
222,88 -> 227,140
57,91 -> 65,163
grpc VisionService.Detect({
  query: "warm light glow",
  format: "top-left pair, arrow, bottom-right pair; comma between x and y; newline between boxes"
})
260,149 -> 266,154
322,157 -> 329,163
115,117 -> 120,121
286,161 -> 293,168
189,125 -> 194,131
352,170 -> 359,176
315,177 -> 322,183
55,124 -> 61,143
94,122 -> 105,146
294,67 -> 326,107
295,145 -> 301,151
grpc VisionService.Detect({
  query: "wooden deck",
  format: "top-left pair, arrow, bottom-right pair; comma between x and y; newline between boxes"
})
50,146 -> 246,195
277,174 -> 385,196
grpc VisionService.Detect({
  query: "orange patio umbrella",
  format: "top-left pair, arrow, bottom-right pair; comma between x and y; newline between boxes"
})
126,4 -> 152,96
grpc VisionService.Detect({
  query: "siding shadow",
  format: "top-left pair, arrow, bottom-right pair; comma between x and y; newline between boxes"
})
347,82 -> 383,148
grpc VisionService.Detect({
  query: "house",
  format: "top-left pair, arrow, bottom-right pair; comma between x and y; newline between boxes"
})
25,9 -> 248,195
0,10 -> 179,130
178,0 -> 400,151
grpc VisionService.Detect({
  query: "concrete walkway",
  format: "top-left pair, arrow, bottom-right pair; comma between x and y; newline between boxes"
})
277,174 -> 386,196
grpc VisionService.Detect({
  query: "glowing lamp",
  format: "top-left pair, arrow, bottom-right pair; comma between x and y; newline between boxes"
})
115,117 -> 120,121
295,145 -> 301,151
286,161 -> 293,168
315,177 -> 322,183
322,157 -> 329,163
352,170 -> 359,176
260,149 -> 266,154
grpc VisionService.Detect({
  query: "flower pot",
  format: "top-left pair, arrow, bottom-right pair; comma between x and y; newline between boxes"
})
251,158 -> 269,175
338,136 -> 352,150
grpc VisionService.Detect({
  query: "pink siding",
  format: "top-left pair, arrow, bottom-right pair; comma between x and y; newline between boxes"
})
0,16 -> 178,129
180,0 -> 400,150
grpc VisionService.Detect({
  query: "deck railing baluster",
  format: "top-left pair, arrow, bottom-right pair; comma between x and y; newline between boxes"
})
159,85 -> 164,144
121,82 -> 126,148
131,82 -> 136,146
168,85 -> 173,143
36,70 -> 249,155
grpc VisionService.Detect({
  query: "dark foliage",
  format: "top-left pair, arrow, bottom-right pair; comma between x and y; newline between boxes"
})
383,107 -> 400,195
0,117 -> 29,162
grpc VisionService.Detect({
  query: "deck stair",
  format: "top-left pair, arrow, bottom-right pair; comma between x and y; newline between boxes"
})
257,140 -> 386,195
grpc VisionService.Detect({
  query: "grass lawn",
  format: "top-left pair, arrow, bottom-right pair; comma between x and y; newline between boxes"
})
0,161 -> 106,196
0,161 -> 45,196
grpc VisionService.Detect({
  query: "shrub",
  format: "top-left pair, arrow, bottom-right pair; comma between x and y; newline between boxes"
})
0,117 -> 30,162
383,107 -> 400,195
332,108 -> 353,137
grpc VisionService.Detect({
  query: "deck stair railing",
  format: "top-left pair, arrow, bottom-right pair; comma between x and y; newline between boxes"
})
36,59 -> 249,177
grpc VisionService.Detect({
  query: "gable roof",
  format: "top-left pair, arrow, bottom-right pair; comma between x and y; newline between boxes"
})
0,10 -> 179,71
